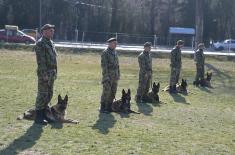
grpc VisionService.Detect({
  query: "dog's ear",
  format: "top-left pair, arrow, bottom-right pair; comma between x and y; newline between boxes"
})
127,89 -> 131,95
157,82 -> 160,88
58,94 -> 62,103
153,82 -> 156,86
64,95 -> 68,103
122,89 -> 126,95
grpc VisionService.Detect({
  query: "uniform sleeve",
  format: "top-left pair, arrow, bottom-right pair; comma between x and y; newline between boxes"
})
138,55 -> 146,73
146,56 -> 152,72
35,43 -> 47,76
170,49 -> 177,67
101,53 -> 110,82
117,57 -> 120,79
195,51 -> 202,66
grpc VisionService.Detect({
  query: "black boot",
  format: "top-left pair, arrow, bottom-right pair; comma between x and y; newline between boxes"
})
200,79 -> 206,87
169,85 -> 177,94
99,102 -> 106,113
34,109 -> 47,125
106,103 -> 113,112
193,80 -> 199,86
142,95 -> 148,103
135,95 -> 141,103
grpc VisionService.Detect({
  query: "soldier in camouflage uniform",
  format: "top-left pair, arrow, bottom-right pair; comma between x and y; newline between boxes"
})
135,42 -> 152,103
34,24 -> 57,124
100,38 -> 120,113
194,43 -> 205,85
169,40 -> 184,93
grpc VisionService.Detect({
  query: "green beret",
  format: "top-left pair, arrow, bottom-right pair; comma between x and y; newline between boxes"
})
107,38 -> 117,43
41,24 -> 55,32
144,42 -> 152,47
198,43 -> 205,48
177,40 -> 184,45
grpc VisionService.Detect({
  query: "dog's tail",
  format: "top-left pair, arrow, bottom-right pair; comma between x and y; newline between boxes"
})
128,109 -> 141,114
162,85 -> 170,92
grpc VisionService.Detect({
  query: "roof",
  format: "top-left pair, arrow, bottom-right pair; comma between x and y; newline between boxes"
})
169,27 -> 195,35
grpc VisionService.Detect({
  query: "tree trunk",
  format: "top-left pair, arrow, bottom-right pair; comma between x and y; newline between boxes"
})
195,0 -> 204,49
110,0 -> 118,32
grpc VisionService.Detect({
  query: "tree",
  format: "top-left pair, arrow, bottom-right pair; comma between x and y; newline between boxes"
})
195,0 -> 204,48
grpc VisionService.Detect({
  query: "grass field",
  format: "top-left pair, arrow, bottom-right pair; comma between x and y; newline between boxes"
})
0,49 -> 235,155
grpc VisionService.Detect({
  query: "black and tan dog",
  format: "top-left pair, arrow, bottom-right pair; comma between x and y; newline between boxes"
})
193,72 -> 212,87
112,89 -> 140,114
203,72 -> 212,87
143,82 -> 160,103
17,95 -> 79,124
163,78 -> 188,93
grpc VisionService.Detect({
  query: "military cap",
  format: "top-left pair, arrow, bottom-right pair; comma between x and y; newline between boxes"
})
176,40 -> 184,45
107,37 -> 117,43
198,43 -> 205,48
144,42 -> 152,47
41,24 -> 55,32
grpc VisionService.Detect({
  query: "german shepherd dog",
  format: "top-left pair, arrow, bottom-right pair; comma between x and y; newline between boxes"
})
193,72 -> 212,87
112,89 -> 140,114
176,79 -> 188,93
143,82 -> 160,103
17,95 -> 79,124
162,78 -> 188,93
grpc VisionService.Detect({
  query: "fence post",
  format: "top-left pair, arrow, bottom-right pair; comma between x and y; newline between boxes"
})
75,29 -> 78,42
82,31 -> 85,46
154,35 -> 157,48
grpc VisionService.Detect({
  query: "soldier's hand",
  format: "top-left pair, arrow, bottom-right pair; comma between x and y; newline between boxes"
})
144,73 -> 148,79
43,74 -> 49,81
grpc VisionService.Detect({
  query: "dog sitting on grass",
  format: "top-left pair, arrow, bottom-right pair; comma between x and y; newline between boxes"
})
163,78 -> 188,93
112,89 -> 140,114
17,95 -> 79,124
142,82 -> 160,103
193,72 -> 212,88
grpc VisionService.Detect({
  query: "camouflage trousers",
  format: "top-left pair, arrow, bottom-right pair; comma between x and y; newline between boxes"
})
195,65 -> 205,81
35,74 -> 56,110
100,80 -> 118,110
169,67 -> 181,86
136,73 -> 151,98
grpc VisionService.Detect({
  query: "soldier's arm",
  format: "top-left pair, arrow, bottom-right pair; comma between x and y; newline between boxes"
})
35,43 -> 47,77
138,55 -> 146,73
195,52 -> 201,66
101,53 -> 110,82
170,49 -> 177,67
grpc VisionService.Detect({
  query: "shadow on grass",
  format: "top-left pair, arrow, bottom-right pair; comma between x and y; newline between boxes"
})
137,102 -> 153,116
0,123 -> 43,155
197,86 -> 212,93
92,113 -> 116,135
50,122 -> 63,129
205,63 -> 232,87
169,93 -> 190,105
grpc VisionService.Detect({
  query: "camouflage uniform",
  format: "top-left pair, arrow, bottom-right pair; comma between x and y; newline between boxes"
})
35,36 -> 57,110
100,47 -> 120,111
194,48 -> 205,81
169,46 -> 182,87
136,51 -> 152,101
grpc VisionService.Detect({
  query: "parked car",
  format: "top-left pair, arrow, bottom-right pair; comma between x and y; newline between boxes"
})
0,25 -> 36,44
213,39 -> 235,51
21,29 -> 40,40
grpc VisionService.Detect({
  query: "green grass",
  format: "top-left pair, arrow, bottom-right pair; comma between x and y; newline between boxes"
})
0,49 -> 235,155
